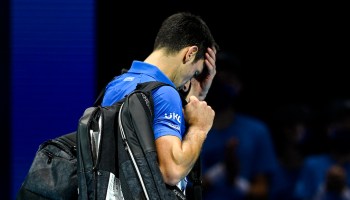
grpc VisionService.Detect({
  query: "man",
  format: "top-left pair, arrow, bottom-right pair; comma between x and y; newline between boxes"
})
101,12 -> 219,194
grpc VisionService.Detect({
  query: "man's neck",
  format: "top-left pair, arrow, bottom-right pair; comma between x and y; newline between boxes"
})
144,50 -> 179,82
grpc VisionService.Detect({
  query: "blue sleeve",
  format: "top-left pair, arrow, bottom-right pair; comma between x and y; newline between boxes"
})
152,86 -> 185,140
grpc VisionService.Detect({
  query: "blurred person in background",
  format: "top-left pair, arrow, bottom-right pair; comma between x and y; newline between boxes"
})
294,99 -> 350,200
268,103 -> 313,200
201,51 -> 279,200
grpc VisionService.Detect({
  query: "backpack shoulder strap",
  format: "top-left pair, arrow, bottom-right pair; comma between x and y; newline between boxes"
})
56,131 -> 76,147
54,131 -> 77,156
136,81 -> 202,199
136,81 -> 188,106
135,81 -> 171,92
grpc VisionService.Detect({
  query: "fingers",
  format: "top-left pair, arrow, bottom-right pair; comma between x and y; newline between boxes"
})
205,47 -> 216,76
188,48 -> 217,101
207,47 -> 216,61
188,95 -> 199,102
188,96 -> 209,108
188,96 -> 213,112
185,95 -> 215,130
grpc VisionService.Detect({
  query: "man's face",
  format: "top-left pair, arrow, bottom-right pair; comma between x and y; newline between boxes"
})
175,59 -> 205,89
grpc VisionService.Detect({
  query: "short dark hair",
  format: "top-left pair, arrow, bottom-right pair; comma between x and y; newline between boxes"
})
153,12 -> 219,62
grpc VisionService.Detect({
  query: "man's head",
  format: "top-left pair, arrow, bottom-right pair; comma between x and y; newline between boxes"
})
152,12 -> 218,89
154,12 -> 218,63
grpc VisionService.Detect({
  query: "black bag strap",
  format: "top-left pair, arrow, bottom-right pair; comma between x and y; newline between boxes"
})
137,81 -> 203,199
188,156 -> 202,200
93,89 -> 106,106
93,78 -> 169,107
56,131 -> 76,147
175,86 -> 203,200
135,81 -> 171,92
166,185 -> 187,200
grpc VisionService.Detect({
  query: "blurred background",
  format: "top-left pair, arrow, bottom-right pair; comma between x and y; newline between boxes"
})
1,0 -> 348,199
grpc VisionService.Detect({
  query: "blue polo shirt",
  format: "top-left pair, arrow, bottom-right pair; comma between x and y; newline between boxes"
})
101,60 -> 186,140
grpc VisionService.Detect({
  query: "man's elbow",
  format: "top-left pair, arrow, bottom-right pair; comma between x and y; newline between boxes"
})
161,168 -> 184,186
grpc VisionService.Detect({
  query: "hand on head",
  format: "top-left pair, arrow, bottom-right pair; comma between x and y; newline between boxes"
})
187,47 -> 217,101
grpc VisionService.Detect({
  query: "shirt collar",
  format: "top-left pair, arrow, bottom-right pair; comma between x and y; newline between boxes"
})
128,60 -> 176,88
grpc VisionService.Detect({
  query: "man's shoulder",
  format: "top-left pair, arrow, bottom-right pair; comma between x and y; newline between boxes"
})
153,85 -> 181,102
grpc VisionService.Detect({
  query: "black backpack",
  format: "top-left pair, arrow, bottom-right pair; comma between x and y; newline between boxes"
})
16,131 -> 78,200
17,81 -> 202,200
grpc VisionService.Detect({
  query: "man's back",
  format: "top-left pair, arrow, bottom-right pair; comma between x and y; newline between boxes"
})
101,60 -> 190,192
101,61 -> 186,140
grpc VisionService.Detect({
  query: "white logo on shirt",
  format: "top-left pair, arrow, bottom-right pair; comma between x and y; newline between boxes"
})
166,123 -> 180,131
165,112 -> 181,123
123,77 -> 134,81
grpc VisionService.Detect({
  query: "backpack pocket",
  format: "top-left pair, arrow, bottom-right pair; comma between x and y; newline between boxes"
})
17,136 -> 78,200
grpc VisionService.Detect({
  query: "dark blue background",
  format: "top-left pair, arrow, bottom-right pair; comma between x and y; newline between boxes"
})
9,0 -> 95,199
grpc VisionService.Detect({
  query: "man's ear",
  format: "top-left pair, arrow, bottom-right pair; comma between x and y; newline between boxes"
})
184,46 -> 198,63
